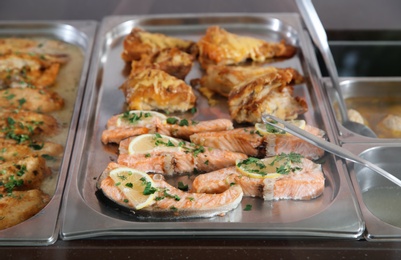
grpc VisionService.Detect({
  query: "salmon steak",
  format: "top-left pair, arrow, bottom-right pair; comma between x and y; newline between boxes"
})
190,124 -> 325,160
98,162 -> 243,219
191,154 -> 325,201
101,110 -> 233,144
117,135 -> 247,176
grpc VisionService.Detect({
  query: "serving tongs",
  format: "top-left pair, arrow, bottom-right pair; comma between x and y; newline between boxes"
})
295,0 -> 377,138
262,114 -> 401,188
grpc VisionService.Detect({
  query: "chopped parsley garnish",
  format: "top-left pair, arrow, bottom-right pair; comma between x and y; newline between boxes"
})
140,177 -> 158,195
41,154 -> 56,161
120,111 -> 148,124
166,117 -> 178,124
177,181 -> 188,191
190,107 -> 197,114
269,152 -> 303,174
125,182 -> 133,188
244,204 -> 252,211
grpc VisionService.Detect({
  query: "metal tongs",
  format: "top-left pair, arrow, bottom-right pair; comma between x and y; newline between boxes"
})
262,114 -> 401,188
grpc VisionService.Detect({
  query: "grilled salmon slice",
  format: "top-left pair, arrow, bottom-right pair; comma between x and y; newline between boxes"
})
0,189 -> 50,230
99,162 -> 243,218
190,125 -> 325,160
117,136 -> 247,176
192,157 -> 324,201
102,110 -> 233,144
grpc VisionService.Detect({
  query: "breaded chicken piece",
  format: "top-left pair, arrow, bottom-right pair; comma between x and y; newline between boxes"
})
0,38 -> 70,59
197,26 -> 296,68
0,189 -> 50,230
228,69 -> 307,123
0,53 -> 61,89
0,156 -> 51,192
130,48 -> 194,79
120,69 -> 196,113
0,138 -> 63,163
0,88 -> 64,112
0,107 -> 59,140
121,28 -> 198,62
194,65 -> 304,97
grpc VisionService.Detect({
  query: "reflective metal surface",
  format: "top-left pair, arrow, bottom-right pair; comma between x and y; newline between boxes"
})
0,21 -> 97,246
60,14 -> 363,240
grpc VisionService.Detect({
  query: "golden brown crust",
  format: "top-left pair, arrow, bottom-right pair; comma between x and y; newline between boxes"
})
130,48 -> 194,79
0,88 -> 64,112
197,26 -> 296,69
0,189 -> 50,230
120,68 -> 196,113
197,65 -> 304,98
228,69 -> 307,123
121,28 -> 198,62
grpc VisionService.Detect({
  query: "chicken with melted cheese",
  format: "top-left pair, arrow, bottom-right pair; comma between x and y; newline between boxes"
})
228,69 -> 307,124
197,26 -> 296,68
120,68 -> 196,113
194,65 -> 304,98
130,47 -> 194,79
121,28 -> 198,62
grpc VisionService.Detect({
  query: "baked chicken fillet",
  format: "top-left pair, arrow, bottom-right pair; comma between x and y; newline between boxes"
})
197,26 -> 296,68
0,88 -> 64,112
195,65 -> 304,97
228,69 -> 307,123
0,38 -> 69,89
121,27 -> 198,62
130,48 -> 194,80
0,189 -> 50,230
120,68 -> 196,113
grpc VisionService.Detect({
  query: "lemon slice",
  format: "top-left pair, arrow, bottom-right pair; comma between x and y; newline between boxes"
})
255,119 -> 306,136
236,157 -> 284,179
116,110 -> 167,127
109,167 -> 157,209
128,133 -> 182,155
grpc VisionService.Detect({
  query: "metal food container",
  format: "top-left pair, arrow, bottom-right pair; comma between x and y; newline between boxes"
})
0,21 -> 97,246
325,78 -> 401,241
60,14 -> 363,240
344,144 -> 401,241
324,78 -> 401,142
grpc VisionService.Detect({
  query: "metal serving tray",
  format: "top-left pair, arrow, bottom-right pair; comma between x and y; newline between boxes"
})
60,14 -> 363,240
0,21 -> 97,246
324,78 -> 401,143
344,144 -> 401,241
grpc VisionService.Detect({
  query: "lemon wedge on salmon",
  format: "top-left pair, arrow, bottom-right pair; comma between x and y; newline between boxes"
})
236,157 -> 283,179
128,133 -> 182,154
109,167 -> 157,209
255,119 -> 306,136
116,110 -> 167,127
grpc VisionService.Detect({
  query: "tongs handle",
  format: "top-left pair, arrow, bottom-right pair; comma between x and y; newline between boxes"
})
262,114 -> 401,188
295,0 -> 348,122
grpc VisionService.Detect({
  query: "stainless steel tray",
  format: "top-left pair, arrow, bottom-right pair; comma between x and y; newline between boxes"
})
60,14 -> 363,240
0,21 -> 97,246
344,144 -> 401,241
